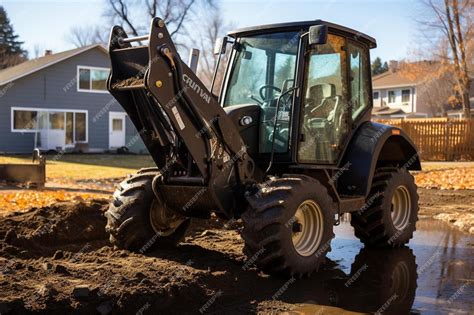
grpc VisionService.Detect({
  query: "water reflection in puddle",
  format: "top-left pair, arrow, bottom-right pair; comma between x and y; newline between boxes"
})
277,218 -> 473,314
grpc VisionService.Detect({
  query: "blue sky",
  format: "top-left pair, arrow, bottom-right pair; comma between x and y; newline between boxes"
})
2,0 -> 421,62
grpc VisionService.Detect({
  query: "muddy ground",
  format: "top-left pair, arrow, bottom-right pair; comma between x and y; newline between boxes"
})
416,188 -> 474,233
0,189 -> 472,314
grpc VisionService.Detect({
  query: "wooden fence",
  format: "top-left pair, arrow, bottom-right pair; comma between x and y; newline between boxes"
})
373,118 -> 474,161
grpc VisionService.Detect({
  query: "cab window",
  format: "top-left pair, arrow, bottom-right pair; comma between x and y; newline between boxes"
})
298,34 -> 349,164
223,32 -> 299,154
348,41 -> 370,120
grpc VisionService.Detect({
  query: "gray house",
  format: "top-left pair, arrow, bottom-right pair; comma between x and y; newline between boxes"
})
0,44 -> 146,154
371,70 -> 425,118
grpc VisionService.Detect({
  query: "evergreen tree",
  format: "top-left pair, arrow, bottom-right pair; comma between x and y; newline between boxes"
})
275,56 -> 295,90
0,6 -> 27,70
371,57 -> 389,76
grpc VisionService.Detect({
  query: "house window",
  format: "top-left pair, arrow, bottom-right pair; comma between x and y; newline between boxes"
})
75,112 -> 87,142
13,109 -> 38,130
59,112 -> 87,142
402,89 -> 411,103
373,91 -> 379,99
11,108 -> 88,143
66,112 -> 74,145
388,90 -> 396,103
77,66 -> 110,92
49,112 -> 65,130
112,118 -> 123,131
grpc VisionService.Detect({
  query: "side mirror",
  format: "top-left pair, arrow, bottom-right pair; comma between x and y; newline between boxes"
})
214,36 -> 228,55
308,25 -> 328,46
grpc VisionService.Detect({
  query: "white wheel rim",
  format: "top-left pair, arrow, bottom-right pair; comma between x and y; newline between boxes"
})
149,200 -> 182,237
391,185 -> 411,230
291,200 -> 324,257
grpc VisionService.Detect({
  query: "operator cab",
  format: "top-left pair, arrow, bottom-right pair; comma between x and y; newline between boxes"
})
216,20 -> 376,167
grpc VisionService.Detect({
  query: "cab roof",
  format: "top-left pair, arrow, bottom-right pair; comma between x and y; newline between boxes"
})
227,20 -> 377,49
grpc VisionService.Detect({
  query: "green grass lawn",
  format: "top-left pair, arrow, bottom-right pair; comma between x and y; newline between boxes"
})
0,154 -> 155,180
1,154 -> 472,182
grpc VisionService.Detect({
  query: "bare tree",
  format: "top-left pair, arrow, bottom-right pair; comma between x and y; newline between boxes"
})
402,39 -> 461,116
193,4 -> 234,91
33,44 -> 43,59
419,0 -> 473,119
419,67 -> 458,116
65,25 -> 108,48
104,0 -> 213,48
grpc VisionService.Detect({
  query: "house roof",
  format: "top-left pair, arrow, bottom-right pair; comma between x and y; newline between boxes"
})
0,44 -> 108,86
372,70 -> 420,89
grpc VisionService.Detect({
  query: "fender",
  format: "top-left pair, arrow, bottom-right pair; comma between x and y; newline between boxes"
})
337,121 -> 421,198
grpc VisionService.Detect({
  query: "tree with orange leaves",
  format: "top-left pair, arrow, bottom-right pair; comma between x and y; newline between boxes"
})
418,0 -> 473,119
398,60 -> 457,116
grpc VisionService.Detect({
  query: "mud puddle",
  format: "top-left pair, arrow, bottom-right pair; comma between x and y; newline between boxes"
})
312,218 -> 474,314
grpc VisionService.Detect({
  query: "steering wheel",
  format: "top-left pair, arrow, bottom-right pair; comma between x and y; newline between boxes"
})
259,85 -> 281,102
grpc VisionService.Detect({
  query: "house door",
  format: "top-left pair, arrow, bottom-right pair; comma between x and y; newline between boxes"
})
109,112 -> 126,149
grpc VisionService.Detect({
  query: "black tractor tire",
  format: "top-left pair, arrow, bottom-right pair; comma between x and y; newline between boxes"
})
241,175 -> 335,278
351,167 -> 419,247
105,168 -> 190,252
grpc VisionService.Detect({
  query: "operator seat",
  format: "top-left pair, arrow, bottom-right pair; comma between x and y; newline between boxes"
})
307,83 -> 337,118
303,83 -> 341,163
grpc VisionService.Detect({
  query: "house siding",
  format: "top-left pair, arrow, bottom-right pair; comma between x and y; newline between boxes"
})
0,48 -> 147,154
373,86 -> 415,111
371,85 -> 427,117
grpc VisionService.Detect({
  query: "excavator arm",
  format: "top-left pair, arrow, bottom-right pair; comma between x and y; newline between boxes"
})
107,18 -> 254,218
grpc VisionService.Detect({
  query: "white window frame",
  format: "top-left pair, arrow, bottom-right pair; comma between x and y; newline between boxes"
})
11,107 -> 89,143
11,108 -> 39,133
77,65 -> 110,94
387,90 -> 396,104
401,89 -> 411,103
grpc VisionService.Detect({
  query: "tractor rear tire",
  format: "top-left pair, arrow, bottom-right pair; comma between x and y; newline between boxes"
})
105,168 -> 189,252
350,167 -> 419,247
242,175 -> 335,278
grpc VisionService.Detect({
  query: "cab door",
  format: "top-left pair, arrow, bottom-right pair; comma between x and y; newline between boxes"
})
298,34 -> 350,164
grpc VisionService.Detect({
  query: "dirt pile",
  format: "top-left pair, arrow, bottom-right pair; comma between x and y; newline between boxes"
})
0,199 -> 109,258
0,199 -> 258,314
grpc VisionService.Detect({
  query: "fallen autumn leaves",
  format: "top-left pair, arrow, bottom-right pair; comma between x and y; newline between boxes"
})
0,191 -> 108,215
414,166 -> 474,190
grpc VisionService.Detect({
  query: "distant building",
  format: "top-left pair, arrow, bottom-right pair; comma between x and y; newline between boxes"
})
372,61 -> 474,119
0,45 -> 146,154
372,63 -> 426,118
